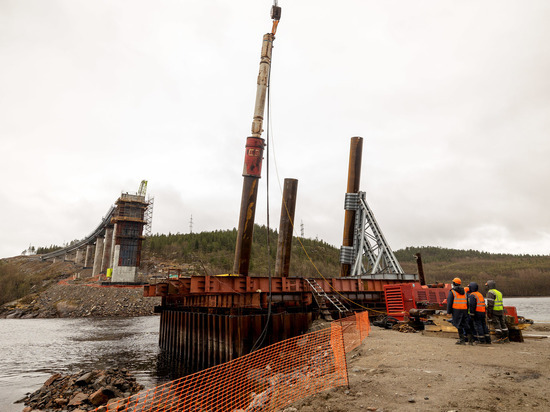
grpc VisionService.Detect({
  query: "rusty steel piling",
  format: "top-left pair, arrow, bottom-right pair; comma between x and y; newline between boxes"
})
233,32 -> 275,276
275,178 -> 298,277
415,253 -> 426,285
340,136 -> 363,277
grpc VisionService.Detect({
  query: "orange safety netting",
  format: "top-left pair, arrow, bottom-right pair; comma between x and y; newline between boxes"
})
95,312 -> 370,412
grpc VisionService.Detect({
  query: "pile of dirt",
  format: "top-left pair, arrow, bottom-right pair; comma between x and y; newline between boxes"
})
1,281 -> 161,319
18,369 -> 143,411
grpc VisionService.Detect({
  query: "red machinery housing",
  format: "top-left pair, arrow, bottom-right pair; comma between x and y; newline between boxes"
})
383,283 -> 451,321
384,283 -> 520,323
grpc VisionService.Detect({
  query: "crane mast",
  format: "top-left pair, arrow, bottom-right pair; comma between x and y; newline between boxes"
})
233,4 -> 282,275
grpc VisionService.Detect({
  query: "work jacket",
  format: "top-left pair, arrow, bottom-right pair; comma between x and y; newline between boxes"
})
486,289 -> 504,313
447,285 -> 466,314
451,289 -> 467,310
469,291 -> 486,313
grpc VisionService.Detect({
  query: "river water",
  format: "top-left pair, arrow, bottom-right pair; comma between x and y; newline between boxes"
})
505,296 -> 550,322
1,298 -> 549,411
0,316 -> 166,412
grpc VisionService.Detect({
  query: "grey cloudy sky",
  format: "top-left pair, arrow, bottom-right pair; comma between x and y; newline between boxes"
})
1,0 -> 549,259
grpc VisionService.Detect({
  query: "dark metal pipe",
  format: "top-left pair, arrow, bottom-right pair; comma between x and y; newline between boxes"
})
340,136 -> 363,277
233,32 -> 276,276
233,177 -> 260,275
415,253 -> 426,285
275,178 -> 298,277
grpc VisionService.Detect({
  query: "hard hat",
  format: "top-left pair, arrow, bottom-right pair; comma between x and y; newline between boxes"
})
452,277 -> 461,285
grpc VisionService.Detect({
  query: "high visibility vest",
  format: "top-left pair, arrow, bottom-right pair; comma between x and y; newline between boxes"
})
489,289 -> 504,311
452,290 -> 467,310
471,291 -> 486,312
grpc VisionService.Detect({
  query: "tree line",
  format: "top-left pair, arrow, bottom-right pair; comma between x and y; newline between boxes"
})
395,246 -> 550,296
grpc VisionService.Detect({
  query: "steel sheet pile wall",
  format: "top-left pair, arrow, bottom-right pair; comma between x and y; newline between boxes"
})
158,310 -> 312,372
94,312 -> 370,412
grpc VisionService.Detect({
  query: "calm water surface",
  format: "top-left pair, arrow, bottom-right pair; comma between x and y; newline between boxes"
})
0,316 -> 166,412
505,296 -> 550,322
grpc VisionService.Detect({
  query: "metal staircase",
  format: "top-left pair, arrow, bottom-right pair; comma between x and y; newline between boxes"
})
305,278 -> 348,320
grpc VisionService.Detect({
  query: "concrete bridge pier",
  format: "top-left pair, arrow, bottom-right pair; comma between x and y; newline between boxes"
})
84,244 -> 94,268
101,226 -> 114,274
92,237 -> 104,277
75,248 -> 85,266
109,224 -> 117,270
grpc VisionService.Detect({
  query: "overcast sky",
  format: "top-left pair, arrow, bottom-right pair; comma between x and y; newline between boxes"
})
1,0 -> 549,259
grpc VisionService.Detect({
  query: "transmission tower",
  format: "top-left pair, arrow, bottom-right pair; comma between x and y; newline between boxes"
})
300,220 -> 304,238
189,215 -> 193,234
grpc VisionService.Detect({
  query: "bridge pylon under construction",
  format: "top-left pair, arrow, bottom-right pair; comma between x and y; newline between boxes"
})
40,181 -> 153,283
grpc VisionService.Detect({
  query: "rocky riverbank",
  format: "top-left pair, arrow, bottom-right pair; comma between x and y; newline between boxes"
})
0,279 -> 161,319
17,369 -> 144,411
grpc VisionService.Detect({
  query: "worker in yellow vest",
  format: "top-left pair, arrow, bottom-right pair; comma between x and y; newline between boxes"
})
485,280 -> 510,343
446,277 -> 468,345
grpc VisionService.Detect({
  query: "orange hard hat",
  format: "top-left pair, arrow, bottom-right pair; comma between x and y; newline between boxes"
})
452,277 -> 461,285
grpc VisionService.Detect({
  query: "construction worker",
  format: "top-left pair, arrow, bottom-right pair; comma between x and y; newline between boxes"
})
485,280 -> 510,343
468,282 -> 491,344
446,277 -> 468,345
463,285 -> 476,345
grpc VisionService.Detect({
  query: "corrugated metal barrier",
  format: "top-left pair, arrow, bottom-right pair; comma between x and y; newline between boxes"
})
94,312 -> 370,412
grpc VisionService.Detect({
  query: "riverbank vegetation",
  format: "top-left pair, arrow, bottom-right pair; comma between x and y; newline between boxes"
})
0,258 -> 75,306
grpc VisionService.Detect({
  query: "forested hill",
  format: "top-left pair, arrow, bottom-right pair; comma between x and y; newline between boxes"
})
145,228 -> 550,296
144,226 -> 341,279
394,247 -> 550,296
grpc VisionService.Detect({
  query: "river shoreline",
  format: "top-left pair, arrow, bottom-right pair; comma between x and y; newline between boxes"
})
0,280 -> 161,319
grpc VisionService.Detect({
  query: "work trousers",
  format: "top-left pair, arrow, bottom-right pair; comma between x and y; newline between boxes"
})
488,311 -> 508,338
452,309 -> 468,334
471,312 -> 490,340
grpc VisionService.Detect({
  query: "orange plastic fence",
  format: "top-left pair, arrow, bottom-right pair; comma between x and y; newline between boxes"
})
95,312 -> 370,412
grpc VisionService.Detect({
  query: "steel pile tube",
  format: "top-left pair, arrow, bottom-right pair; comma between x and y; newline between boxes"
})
340,136 -> 363,277
233,33 -> 275,275
275,178 -> 298,277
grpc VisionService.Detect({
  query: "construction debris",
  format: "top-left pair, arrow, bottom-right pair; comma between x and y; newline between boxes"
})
392,323 -> 417,333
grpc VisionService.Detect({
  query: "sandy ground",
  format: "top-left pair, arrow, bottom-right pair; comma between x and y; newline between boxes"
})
287,323 -> 550,412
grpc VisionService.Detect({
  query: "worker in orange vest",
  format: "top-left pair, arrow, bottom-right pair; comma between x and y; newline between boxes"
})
467,282 -> 491,344
446,277 -> 468,345
463,285 -> 476,345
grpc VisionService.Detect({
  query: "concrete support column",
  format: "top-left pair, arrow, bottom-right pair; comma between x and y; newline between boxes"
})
92,237 -> 104,277
101,227 -> 114,273
110,224 -> 117,267
67,250 -> 77,263
75,248 -> 84,266
84,244 -> 94,268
